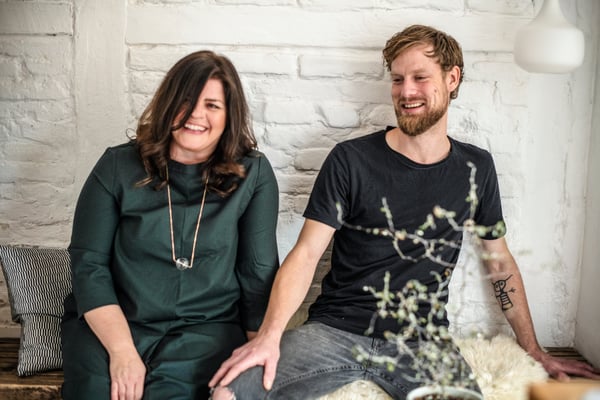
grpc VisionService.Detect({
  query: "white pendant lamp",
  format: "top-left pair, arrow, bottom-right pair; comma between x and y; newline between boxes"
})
514,0 -> 585,73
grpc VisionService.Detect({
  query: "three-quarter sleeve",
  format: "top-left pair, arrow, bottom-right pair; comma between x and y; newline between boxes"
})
69,149 -> 120,317
234,155 -> 280,331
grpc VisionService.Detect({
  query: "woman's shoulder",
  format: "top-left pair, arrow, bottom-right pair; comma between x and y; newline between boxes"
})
92,141 -> 144,180
102,141 -> 137,158
241,150 -> 272,169
95,141 -> 139,165
239,150 -> 277,184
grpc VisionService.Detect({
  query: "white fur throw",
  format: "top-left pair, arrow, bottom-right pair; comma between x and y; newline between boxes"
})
319,334 -> 548,400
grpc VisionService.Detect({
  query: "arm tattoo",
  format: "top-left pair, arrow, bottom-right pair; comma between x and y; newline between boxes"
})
493,274 -> 516,311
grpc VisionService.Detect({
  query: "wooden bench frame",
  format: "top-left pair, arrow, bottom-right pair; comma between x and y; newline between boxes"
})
0,338 -> 62,400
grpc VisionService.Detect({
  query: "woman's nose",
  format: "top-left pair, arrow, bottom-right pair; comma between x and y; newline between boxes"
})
191,104 -> 206,119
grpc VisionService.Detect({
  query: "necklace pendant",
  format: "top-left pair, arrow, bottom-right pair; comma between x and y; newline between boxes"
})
175,257 -> 191,271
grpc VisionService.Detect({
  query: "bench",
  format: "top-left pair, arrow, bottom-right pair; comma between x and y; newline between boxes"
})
0,338 -> 62,400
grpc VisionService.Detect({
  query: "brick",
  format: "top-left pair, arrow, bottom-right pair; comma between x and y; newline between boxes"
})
0,56 -> 19,77
456,81 -> 496,109
497,173 -> 522,199
129,47 -> 192,72
0,37 -> 73,77
264,125 -> 337,151
466,52 -> 522,84
291,195 -> 310,214
264,100 -> 318,125
293,148 -> 330,171
260,147 -> 293,170
0,162 -> 75,186
249,101 -> 267,124
279,194 -> 310,215
0,100 -> 75,134
277,173 -> 318,195
225,51 -> 297,76
317,103 -> 360,128
0,2 -> 72,35
467,0 -> 535,16
0,218 -> 72,247
3,137 -> 76,164
130,93 -> 153,118
363,104 -> 396,127
0,75 -> 71,101
130,71 -> 164,95
276,210 -> 305,254
300,54 -> 382,79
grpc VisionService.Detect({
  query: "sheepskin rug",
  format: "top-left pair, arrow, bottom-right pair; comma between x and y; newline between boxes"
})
318,334 -> 548,400
457,335 -> 548,400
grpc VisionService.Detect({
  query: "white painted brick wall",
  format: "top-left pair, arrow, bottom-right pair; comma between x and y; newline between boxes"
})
0,1 -> 598,368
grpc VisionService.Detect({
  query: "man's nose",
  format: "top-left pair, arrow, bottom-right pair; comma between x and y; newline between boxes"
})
399,81 -> 418,97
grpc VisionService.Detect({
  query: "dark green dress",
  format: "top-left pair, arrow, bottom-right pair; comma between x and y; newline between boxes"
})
61,142 -> 279,400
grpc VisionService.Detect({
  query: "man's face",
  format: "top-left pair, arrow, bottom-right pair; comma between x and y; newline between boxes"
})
390,44 -> 459,137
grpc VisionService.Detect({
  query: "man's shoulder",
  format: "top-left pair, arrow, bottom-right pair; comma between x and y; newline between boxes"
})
449,137 -> 494,162
333,127 -> 389,154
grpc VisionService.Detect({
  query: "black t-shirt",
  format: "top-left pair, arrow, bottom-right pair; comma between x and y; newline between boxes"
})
304,127 -> 505,338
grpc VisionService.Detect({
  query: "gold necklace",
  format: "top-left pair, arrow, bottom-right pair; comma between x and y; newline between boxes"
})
166,167 -> 209,271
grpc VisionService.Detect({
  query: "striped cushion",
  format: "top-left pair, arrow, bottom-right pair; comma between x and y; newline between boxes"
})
0,245 -> 71,376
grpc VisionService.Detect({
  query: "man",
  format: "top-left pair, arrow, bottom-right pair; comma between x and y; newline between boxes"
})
210,25 -> 600,399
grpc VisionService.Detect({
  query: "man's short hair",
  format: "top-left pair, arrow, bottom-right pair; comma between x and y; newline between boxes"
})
383,25 -> 464,100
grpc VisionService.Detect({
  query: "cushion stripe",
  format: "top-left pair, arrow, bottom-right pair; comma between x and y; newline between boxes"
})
0,245 -> 72,376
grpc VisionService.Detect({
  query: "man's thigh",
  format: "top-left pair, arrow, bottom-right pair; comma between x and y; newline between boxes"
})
228,322 -> 370,400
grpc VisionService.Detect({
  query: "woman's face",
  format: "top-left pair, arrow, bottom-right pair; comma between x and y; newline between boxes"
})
170,78 -> 227,164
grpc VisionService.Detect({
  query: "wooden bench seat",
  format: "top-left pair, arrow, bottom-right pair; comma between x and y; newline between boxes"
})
0,338 -> 62,400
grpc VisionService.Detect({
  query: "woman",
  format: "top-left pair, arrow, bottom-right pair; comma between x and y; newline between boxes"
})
61,51 -> 279,400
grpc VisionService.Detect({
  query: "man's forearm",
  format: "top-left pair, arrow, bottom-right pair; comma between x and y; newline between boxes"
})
483,238 -> 543,356
258,219 -> 335,340
257,247 -> 321,339
491,267 -> 543,355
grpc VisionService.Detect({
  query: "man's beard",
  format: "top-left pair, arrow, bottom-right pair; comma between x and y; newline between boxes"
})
395,99 -> 448,137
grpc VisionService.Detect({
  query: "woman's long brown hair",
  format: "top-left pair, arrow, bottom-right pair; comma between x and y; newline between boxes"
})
135,50 -> 257,196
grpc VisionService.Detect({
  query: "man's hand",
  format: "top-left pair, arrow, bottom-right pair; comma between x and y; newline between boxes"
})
209,332 -> 281,391
535,351 -> 600,381
109,349 -> 146,400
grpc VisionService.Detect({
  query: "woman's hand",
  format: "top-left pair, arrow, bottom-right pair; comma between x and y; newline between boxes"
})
109,349 -> 147,400
83,305 -> 147,400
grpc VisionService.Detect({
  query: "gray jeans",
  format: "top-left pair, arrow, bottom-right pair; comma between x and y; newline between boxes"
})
225,322 -> 480,400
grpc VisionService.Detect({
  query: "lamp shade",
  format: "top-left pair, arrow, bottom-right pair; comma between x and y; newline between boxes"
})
514,0 -> 584,73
